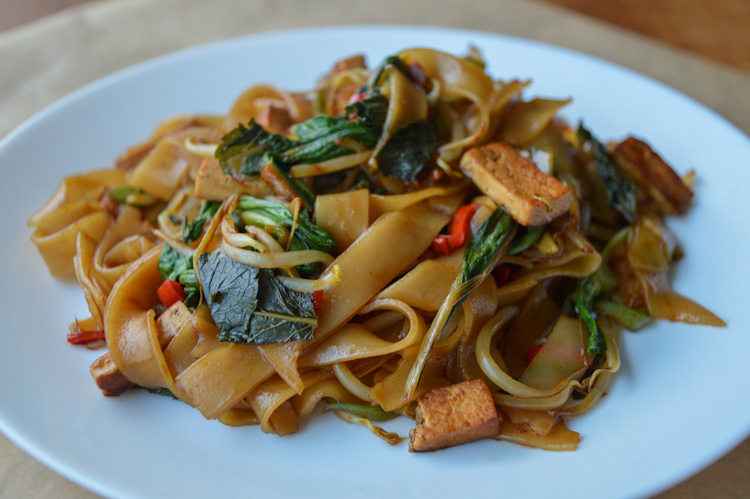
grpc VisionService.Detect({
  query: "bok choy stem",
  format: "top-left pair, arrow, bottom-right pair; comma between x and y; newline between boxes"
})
404,208 -> 515,400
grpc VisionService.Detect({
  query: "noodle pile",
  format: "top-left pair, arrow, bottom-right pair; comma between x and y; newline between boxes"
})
28,47 -> 723,451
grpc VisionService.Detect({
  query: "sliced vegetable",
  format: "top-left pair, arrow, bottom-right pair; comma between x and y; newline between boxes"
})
578,124 -> 638,224
594,300 -> 652,331
524,342 -> 544,366
312,289 -> 324,310
508,224 -> 547,255
324,402 -> 398,422
431,203 -> 478,255
67,329 -> 106,345
576,275 -> 605,355
105,185 -> 159,207
158,279 -> 186,308
405,208 -> 516,398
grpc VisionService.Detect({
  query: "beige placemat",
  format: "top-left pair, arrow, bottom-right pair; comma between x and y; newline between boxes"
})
1,0 -> 749,497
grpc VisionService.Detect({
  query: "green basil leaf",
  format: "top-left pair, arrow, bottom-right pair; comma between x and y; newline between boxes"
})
375,119 -> 437,181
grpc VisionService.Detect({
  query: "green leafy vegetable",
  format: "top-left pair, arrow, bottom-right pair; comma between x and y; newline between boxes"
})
343,93 -> 388,129
324,402 -> 398,422
375,119 -> 438,181
182,200 -> 221,243
197,251 -> 317,345
367,55 -> 419,90
215,119 -> 291,177
578,124 -> 638,224
576,275 -> 605,355
404,208 -> 516,398
236,195 -> 336,277
157,245 -> 200,307
145,387 -> 180,400
217,113 -> 380,181
106,185 -> 158,207
508,224 -> 547,255
594,300 -> 652,331
252,269 -> 317,343
460,208 -> 516,286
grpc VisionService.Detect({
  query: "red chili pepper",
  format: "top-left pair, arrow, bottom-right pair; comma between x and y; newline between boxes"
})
492,264 -> 511,287
525,342 -> 545,366
430,203 -> 479,255
67,329 -> 106,345
312,290 -> 324,310
158,279 -> 186,308
346,91 -> 369,121
347,91 -> 368,105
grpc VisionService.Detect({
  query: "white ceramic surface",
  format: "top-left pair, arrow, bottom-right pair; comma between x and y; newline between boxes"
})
1,26 -> 749,499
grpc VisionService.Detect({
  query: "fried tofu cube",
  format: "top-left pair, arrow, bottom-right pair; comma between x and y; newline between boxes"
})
459,142 -> 572,226
329,54 -> 367,76
255,103 -> 293,134
194,157 -> 273,200
90,352 -> 134,397
156,301 -> 192,348
409,379 -> 500,452
614,136 -> 693,214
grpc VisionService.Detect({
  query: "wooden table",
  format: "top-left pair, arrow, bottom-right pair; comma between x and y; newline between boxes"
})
4,0 -> 750,73
0,1 -> 748,498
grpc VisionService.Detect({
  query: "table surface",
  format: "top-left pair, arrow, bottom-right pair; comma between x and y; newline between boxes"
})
3,0 -> 750,72
0,1 -> 748,498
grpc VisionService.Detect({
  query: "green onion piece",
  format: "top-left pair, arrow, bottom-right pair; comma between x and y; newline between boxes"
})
508,225 -> 546,255
594,300 -> 652,331
324,402 -> 398,422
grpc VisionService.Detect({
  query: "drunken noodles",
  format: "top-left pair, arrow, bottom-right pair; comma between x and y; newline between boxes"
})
28,47 -> 724,452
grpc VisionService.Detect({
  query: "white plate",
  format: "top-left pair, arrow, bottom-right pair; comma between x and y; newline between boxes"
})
1,25 -> 749,499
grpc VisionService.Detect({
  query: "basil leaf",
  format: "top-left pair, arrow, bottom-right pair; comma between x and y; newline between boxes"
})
343,93 -> 388,129
198,252 -> 260,344
215,119 -> 291,177
197,251 -> 317,345
283,116 -> 378,164
250,269 -> 316,343
375,119 -> 437,181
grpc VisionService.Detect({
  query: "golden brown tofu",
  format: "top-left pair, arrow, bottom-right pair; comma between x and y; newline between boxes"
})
329,54 -> 367,76
459,142 -> 572,226
409,379 -> 500,452
90,352 -> 134,397
255,103 -> 293,134
194,157 -> 273,200
156,301 -> 192,348
614,136 -> 693,214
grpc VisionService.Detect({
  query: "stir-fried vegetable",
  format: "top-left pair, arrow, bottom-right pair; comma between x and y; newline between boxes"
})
405,208 -> 515,398
236,195 -> 336,277
578,124 -> 638,224
183,200 -> 221,243
197,251 -> 317,344
157,245 -> 201,307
